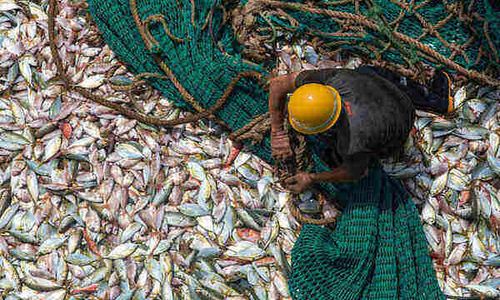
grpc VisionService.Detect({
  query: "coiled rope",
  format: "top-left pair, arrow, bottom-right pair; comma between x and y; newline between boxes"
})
48,0 -> 338,226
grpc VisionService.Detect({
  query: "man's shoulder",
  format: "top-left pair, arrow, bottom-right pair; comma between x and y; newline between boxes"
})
294,68 -> 378,88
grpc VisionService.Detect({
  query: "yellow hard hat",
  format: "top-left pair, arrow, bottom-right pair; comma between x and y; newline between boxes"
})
288,83 -> 342,135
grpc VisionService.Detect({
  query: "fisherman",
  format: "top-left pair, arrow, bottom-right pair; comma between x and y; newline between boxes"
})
269,66 -> 453,193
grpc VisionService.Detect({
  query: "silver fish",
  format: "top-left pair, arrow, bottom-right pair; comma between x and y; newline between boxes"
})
105,243 -> 138,259
37,237 -> 67,256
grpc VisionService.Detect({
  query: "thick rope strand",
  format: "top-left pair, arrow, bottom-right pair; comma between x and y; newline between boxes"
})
257,0 -> 500,86
48,0 -> 266,129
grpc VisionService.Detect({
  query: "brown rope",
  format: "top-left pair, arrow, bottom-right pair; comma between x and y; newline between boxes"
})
371,60 -> 424,83
483,21 -> 499,63
259,0 -> 378,30
190,0 -> 196,28
392,31 -> 498,86
354,0 -> 360,15
288,194 -> 338,226
47,0 -> 267,132
72,71 -> 262,127
389,7 -> 406,28
48,1 -> 207,126
201,9 -> 211,31
272,8 -> 299,28
229,112 -> 270,142
232,124 -> 270,143
48,0 -> 69,87
128,0 -> 152,48
144,14 -> 185,45
274,118 -> 338,225
294,133 -> 307,171
127,0 -> 267,131
412,9 -> 471,66
432,11 -> 455,32
324,0 -> 354,6
129,0 -> 205,112
109,72 -> 167,92
256,0 -> 500,86
414,0 -> 432,10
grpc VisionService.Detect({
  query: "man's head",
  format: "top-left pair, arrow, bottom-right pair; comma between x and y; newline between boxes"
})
288,83 -> 342,135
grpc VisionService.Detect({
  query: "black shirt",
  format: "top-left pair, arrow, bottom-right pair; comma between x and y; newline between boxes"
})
294,68 -> 416,168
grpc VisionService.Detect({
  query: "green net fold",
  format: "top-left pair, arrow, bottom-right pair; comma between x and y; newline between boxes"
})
290,166 -> 444,299
80,0 -> 477,298
234,0 -> 499,85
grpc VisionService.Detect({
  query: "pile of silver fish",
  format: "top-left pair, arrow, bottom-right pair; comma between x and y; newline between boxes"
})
0,1 -> 498,299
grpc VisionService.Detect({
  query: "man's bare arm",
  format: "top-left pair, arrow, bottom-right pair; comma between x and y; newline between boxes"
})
311,154 -> 371,183
269,72 -> 300,132
284,154 -> 371,193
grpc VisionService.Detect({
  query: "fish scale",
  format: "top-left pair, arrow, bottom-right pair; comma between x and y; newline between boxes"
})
0,1 -> 497,299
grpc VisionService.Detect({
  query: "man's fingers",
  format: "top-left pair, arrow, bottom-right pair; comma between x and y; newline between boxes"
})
273,145 -> 291,153
273,140 -> 289,147
272,142 -> 289,150
275,150 -> 290,157
272,134 -> 290,142
284,176 -> 297,184
272,148 -> 292,157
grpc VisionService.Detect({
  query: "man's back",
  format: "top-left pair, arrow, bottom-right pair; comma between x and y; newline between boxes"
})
296,68 -> 416,161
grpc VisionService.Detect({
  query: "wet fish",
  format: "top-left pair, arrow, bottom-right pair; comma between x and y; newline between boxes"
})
0,6 -> 496,298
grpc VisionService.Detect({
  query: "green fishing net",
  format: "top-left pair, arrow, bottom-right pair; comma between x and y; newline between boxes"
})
289,166 -> 443,299
234,0 -> 499,85
84,0 -> 499,298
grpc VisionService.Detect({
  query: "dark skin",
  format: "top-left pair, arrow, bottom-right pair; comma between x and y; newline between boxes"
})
269,73 -> 370,193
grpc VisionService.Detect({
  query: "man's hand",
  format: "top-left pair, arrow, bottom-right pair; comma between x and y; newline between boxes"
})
284,172 -> 314,193
271,130 -> 293,160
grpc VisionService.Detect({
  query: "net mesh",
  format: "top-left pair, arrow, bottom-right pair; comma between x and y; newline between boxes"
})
233,0 -> 499,85
289,167 -> 443,299
82,0 -> 499,298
